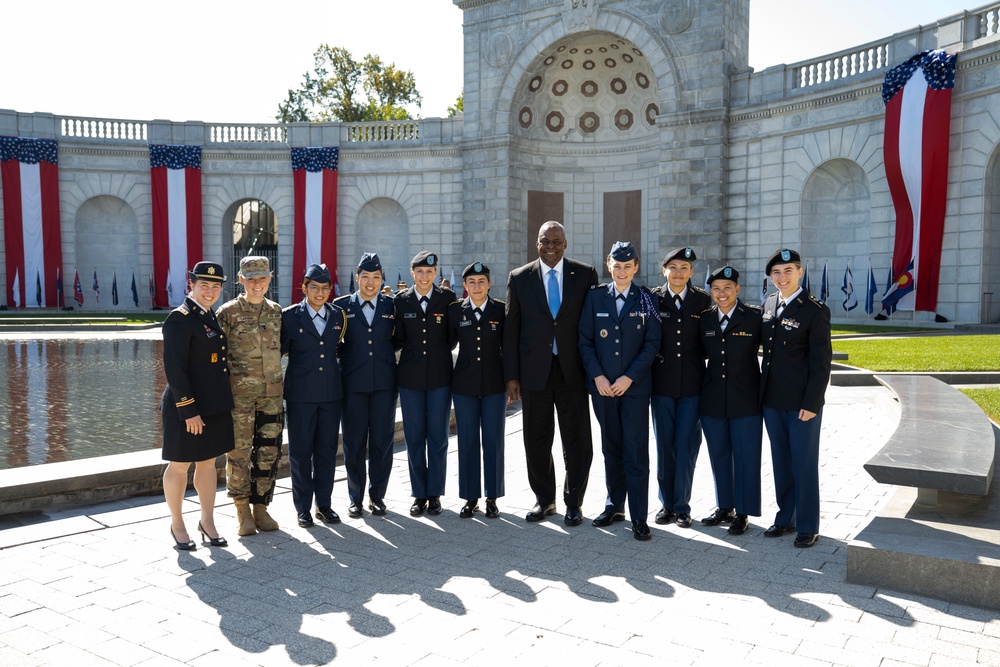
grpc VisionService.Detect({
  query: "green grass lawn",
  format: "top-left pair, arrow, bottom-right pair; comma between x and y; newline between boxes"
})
959,388 -> 1000,424
831,324 -> 933,335
832,335 -> 1000,372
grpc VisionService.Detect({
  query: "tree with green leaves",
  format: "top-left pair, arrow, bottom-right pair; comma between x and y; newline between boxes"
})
447,90 -> 464,118
277,45 -> 422,123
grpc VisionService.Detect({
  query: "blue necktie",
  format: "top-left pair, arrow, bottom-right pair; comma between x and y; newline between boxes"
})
548,269 -> 560,354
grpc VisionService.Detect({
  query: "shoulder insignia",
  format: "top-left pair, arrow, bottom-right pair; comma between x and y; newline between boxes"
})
592,283 -> 607,290
809,295 -> 824,306
177,304 -> 190,315
493,299 -> 505,305
744,303 -> 762,312
282,303 -> 298,314
450,299 -> 463,306
699,306 -> 715,315
689,285 -> 709,295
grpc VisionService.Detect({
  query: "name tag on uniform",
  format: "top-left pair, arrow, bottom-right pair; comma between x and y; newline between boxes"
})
347,313 -> 356,318
596,313 -> 609,318
705,330 -> 716,337
404,312 -> 417,319
459,320 -> 472,327
659,311 -> 669,317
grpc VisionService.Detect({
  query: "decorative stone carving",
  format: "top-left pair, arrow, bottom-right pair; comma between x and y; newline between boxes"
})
660,0 -> 694,35
486,32 -> 514,69
563,0 -> 599,33
791,115 -> 802,127
408,160 -> 417,168
580,112 -> 600,133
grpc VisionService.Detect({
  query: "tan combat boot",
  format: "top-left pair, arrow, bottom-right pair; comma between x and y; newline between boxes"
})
234,498 -> 257,536
253,503 -> 279,531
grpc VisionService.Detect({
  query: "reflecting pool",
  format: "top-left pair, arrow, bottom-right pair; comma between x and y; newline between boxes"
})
0,334 -> 166,470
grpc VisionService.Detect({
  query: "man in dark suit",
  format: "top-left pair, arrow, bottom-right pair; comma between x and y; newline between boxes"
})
650,248 -> 712,529
393,251 -> 457,517
760,248 -> 832,548
578,242 -> 661,541
333,253 -> 399,518
281,263 -> 348,528
698,266 -> 763,536
503,221 -> 599,525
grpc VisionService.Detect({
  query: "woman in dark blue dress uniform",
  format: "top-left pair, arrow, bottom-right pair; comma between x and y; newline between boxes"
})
160,262 -> 235,549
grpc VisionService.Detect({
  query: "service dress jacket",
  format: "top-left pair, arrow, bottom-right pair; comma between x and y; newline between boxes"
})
160,296 -> 234,420
448,296 -> 505,397
333,292 -> 398,394
280,300 -> 348,403
699,300 -> 763,419
759,290 -> 832,413
392,285 -> 457,391
650,282 -> 712,398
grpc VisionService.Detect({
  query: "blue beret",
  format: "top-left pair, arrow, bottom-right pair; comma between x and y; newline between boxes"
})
357,252 -> 382,273
766,248 -> 801,274
662,247 -> 696,266
411,251 -> 438,268
304,263 -> 331,283
708,266 -> 740,285
609,241 -> 638,262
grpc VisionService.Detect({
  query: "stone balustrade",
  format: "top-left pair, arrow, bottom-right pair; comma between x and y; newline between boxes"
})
208,124 -> 287,145
344,120 -> 420,143
975,3 -> 1000,38
60,117 -> 148,142
792,42 -> 891,90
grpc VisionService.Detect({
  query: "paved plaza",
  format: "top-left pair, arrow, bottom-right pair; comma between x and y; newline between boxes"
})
1,384 -> 999,666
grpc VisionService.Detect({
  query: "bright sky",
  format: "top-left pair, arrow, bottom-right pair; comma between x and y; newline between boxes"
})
0,0 -> 981,124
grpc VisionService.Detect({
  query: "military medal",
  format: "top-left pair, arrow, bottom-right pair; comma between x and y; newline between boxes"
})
600,329 -> 608,338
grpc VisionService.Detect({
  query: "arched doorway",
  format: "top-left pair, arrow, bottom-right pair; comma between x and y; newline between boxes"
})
75,195 -> 140,309
356,198 -> 409,285
226,199 -> 278,301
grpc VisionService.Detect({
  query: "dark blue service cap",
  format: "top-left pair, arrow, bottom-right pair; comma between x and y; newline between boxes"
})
766,248 -> 801,274
609,241 -> 638,262
462,261 -> 490,278
304,263 -> 331,283
189,261 -> 225,283
410,251 -> 438,268
357,252 -> 382,273
708,265 -> 740,285
662,247 -> 696,267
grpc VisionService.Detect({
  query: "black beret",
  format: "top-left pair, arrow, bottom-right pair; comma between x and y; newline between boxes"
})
462,261 -> 490,278
357,252 -> 382,273
662,247 -> 696,266
608,241 -> 638,262
303,263 -> 331,283
410,251 -> 438,268
766,248 -> 802,274
189,261 -> 225,283
708,266 -> 740,285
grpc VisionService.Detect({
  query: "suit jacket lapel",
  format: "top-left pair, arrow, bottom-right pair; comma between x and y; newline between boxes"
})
529,260 -> 553,317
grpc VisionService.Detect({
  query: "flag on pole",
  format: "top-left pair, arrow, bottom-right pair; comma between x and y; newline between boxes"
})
73,270 -> 83,306
450,269 -> 456,288
55,266 -> 64,308
1,137 -> 65,309
802,262 -> 811,293
703,264 -> 711,292
349,272 -> 356,294
882,49 -> 956,312
111,270 -> 119,306
148,271 -> 155,308
11,269 -> 20,308
865,261 -> 878,315
92,270 -> 100,303
131,271 -> 139,307
820,262 -> 829,302
881,258 -> 915,315
35,269 -> 41,307
291,146 -> 339,303
761,277 -> 768,307
333,280 -> 341,298
150,145 -> 203,308
841,261 -> 858,311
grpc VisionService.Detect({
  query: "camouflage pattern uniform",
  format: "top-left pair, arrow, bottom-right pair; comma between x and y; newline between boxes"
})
216,260 -> 284,505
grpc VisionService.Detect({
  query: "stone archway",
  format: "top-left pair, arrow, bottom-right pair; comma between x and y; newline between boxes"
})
356,198 -> 409,284
223,199 -> 278,302
75,196 -> 139,309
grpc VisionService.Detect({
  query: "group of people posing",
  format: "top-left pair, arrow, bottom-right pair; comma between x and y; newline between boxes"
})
159,220 -> 831,551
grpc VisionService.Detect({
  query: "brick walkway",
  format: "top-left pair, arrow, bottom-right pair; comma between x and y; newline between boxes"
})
1,384 -> 998,666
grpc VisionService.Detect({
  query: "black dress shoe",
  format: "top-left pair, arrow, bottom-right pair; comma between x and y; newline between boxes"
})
675,513 -> 693,528
369,499 -> 387,516
592,508 -> 626,527
347,502 -> 364,518
727,514 -> 749,535
654,507 -> 676,525
410,498 -> 427,516
763,524 -> 794,538
427,497 -> 443,515
701,507 -> 736,526
459,500 -> 479,518
485,498 -> 499,519
197,522 -> 228,547
794,532 -> 819,548
564,506 -> 583,526
632,520 -> 652,541
171,527 -> 196,551
525,503 -> 556,522
297,512 -> 315,528
315,507 -> 340,524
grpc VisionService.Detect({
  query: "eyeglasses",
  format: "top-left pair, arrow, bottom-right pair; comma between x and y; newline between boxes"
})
306,284 -> 332,294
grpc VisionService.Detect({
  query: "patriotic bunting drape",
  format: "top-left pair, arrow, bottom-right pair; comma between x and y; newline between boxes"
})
1,137 -> 64,308
291,146 -> 339,302
150,144 -> 203,308
882,49 -> 956,313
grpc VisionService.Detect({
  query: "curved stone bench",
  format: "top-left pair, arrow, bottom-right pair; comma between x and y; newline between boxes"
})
864,374 -> 995,505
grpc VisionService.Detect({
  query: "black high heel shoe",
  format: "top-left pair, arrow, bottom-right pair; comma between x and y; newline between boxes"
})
197,521 -> 228,547
171,527 -> 196,551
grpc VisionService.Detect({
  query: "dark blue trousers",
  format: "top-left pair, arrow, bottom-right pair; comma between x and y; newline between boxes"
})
286,400 -> 342,513
651,394 -> 702,514
399,386 -> 451,499
701,414 -> 763,516
453,392 -> 506,500
341,389 -> 397,505
591,393 -> 650,522
763,407 -> 823,534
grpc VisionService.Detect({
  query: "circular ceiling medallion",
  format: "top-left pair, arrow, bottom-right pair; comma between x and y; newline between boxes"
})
580,112 -> 600,133
544,55 -> 556,66
546,111 -> 565,132
529,75 -> 543,92
604,58 -> 617,68
610,78 -> 627,94
519,107 -> 534,128
561,59 -> 574,69
635,72 -> 650,89
645,103 -> 659,126
615,109 -> 634,131
583,60 -> 596,70
581,80 -> 599,97
552,80 -> 569,96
